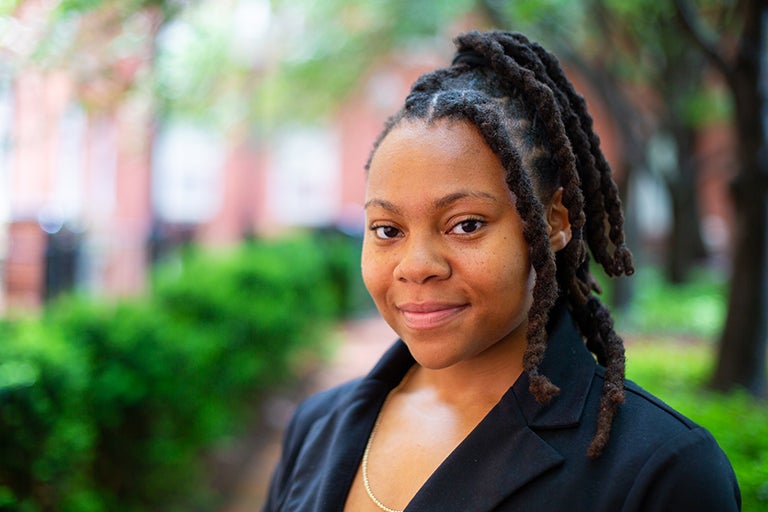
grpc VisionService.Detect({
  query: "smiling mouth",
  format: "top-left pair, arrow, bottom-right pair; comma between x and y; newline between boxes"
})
397,303 -> 469,330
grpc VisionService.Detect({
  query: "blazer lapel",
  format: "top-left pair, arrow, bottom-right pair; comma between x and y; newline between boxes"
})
306,305 -> 592,511
307,380 -> 384,510
405,386 -> 564,511
311,342 -> 415,510
405,305 -> 594,511
513,305 -> 596,429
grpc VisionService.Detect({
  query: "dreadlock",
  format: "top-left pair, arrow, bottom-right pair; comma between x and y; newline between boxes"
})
366,30 -> 635,458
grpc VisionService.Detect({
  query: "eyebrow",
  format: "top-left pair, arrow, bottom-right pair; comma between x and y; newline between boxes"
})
364,190 -> 498,213
364,198 -> 402,215
433,190 -> 498,209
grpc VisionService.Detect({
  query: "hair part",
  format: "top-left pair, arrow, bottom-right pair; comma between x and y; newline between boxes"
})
367,30 -> 634,458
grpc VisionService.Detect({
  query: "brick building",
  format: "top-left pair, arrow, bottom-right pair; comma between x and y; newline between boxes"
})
0,5 -> 734,314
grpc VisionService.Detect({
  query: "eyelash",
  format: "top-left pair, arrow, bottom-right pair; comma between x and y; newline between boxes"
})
369,217 -> 487,240
370,224 -> 402,240
449,217 -> 486,235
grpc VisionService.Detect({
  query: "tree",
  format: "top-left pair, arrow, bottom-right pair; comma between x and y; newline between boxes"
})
612,1 -> 713,284
549,0 -> 715,285
481,0 -> 720,313
676,0 -> 768,397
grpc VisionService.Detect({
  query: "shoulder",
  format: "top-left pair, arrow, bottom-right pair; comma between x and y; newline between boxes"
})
617,375 -> 700,432
597,373 -> 741,510
599,370 -> 723,460
626,423 -> 741,510
285,379 -> 363,442
263,378 -> 366,510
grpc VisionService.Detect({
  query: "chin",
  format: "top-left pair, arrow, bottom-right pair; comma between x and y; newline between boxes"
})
400,338 -> 466,370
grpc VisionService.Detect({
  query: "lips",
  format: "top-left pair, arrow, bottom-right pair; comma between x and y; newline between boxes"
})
397,302 -> 469,330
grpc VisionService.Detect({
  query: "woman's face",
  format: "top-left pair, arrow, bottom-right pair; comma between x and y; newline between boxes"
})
362,119 -> 534,370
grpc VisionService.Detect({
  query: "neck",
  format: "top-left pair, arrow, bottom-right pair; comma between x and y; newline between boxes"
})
408,336 -> 525,412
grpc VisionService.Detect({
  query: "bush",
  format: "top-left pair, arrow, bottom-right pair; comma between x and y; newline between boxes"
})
0,232 -> 361,511
617,266 -> 727,338
0,319 -> 95,512
627,340 -> 768,512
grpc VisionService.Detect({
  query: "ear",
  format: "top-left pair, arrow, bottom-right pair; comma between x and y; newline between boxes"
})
546,188 -> 572,252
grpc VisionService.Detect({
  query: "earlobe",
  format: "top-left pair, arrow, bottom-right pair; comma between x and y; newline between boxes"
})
547,188 -> 572,252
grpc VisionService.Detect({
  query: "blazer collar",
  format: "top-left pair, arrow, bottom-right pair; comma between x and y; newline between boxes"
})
317,305 -> 595,511
310,342 -> 415,509
407,305 -> 595,510
512,303 -> 597,429
367,302 -> 597,429
407,385 -> 564,511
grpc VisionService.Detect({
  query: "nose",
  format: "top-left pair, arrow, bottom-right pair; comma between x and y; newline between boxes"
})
393,234 -> 451,284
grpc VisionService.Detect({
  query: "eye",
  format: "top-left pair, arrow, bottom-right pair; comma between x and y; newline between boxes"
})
449,218 -> 485,235
371,225 -> 402,240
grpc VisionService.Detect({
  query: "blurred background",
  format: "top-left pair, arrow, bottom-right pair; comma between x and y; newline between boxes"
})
0,0 -> 766,510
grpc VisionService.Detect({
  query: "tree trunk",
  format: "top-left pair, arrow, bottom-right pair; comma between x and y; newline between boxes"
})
712,160 -> 768,396
665,126 -> 708,283
710,2 -> 768,397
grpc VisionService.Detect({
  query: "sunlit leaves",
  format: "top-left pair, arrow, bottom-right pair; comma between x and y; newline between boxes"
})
0,0 -> 19,17
56,0 -> 187,18
255,0 -> 478,124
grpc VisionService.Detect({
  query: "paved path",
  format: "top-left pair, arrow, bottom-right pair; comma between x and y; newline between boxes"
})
220,314 -> 397,511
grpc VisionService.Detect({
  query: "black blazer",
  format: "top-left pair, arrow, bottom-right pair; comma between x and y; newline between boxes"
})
264,308 -> 741,511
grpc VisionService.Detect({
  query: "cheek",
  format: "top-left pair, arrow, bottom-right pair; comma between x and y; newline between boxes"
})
489,252 -> 534,301
360,261 -> 376,296
360,243 -> 386,297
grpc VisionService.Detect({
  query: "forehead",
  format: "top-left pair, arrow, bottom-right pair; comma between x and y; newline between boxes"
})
366,119 -> 509,198
374,118 -> 490,165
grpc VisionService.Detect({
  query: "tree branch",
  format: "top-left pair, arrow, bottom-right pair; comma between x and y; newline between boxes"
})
674,0 -> 731,75
477,0 -> 510,28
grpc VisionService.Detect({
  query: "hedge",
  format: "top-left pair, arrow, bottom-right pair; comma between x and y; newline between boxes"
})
0,231 -> 363,511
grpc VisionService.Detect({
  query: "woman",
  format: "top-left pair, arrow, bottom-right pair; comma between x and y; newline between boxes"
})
264,30 -> 740,511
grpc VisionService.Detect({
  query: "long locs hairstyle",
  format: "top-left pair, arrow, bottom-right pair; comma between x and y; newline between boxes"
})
367,30 -> 635,458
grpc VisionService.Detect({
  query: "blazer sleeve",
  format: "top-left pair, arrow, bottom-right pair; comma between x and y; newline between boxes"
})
624,426 -> 741,512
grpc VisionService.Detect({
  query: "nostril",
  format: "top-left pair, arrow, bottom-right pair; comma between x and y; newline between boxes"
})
393,244 -> 451,284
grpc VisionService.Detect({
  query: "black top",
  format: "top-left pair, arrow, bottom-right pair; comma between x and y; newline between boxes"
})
264,307 -> 741,511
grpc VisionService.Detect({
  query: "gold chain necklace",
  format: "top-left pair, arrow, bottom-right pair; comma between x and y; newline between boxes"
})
362,411 -> 402,512
361,369 -> 415,512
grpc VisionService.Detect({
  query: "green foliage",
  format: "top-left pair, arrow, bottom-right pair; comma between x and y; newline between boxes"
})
154,0 -> 536,127
55,0 -> 184,17
627,341 -> 768,511
0,232 -> 362,511
0,320 -> 94,512
154,0 -> 250,127
616,266 -> 726,338
682,86 -> 732,126
0,0 -> 19,16
486,0 -> 587,41
250,0 -> 480,125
